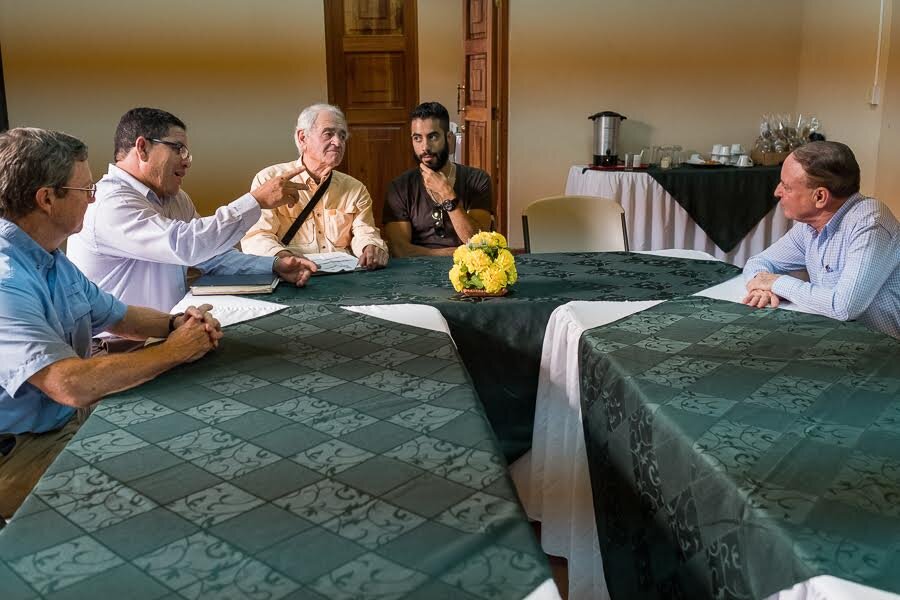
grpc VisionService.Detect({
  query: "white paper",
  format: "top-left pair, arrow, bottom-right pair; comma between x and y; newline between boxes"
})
306,251 -> 361,274
169,293 -> 288,328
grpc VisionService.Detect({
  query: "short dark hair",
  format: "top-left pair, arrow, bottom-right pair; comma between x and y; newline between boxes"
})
113,107 -> 186,161
410,102 -> 450,134
791,141 -> 860,198
0,127 -> 87,220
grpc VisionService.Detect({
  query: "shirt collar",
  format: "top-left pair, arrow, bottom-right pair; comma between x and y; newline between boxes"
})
105,163 -> 161,204
0,218 -> 56,271
819,192 -> 864,237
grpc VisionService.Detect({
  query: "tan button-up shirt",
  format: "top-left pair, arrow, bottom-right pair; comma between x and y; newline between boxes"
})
240,159 -> 387,258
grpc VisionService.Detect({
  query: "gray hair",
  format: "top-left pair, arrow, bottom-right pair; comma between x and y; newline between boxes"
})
294,103 -> 347,154
0,127 -> 88,220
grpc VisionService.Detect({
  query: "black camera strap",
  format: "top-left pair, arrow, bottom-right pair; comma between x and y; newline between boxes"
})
280,173 -> 333,245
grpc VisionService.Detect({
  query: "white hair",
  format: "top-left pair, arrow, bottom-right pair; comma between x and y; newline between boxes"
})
294,103 -> 347,154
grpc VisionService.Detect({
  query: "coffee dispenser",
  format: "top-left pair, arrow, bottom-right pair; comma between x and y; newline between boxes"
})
589,111 -> 626,166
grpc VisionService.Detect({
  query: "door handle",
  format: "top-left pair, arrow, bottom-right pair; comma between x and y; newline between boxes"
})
456,84 -> 466,114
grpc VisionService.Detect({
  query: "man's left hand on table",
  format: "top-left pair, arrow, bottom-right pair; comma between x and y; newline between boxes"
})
357,245 -> 388,270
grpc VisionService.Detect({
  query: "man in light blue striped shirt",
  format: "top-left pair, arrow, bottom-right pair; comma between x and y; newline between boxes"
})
743,141 -> 899,338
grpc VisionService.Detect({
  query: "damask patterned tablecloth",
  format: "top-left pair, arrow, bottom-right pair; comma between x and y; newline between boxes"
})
579,296 -> 900,599
264,253 -> 740,461
0,306 -> 556,599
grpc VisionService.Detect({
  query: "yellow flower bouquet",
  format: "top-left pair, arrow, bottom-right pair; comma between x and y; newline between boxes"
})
449,231 -> 518,296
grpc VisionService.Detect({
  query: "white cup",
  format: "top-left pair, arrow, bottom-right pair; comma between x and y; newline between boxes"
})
731,143 -> 744,155
632,154 -> 642,168
736,154 -> 753,167
712,144 -> 723,155
690,153 -> 702,162
720,145 -> 732,156
717,154 -> 730,165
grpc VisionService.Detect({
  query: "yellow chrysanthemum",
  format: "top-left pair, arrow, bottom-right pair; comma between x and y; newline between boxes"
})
464,249 -> 491,273
453,245 -> 470,265
448,264 -> 464,292
506,263 -> 518,285
490,232 -> 508,248
468,231 -> 491,247
481,263 -> 508,293
496,248 -> 515,271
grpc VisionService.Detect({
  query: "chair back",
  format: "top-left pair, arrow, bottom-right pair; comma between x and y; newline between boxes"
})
522,195 -> 628,253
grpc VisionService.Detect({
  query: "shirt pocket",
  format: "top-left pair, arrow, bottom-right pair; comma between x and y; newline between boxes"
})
62,283 -> 92,348
324,208 -> 356,248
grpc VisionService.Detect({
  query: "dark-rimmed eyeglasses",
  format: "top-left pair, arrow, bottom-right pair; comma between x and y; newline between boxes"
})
148,138 -> 192,162
59,183 -> 98,199
431,207 -> 446,238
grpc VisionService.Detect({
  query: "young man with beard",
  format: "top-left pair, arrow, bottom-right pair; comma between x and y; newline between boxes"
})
383,102 -> 493,256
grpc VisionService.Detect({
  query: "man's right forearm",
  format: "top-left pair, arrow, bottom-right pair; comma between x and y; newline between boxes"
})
389,239 -> 454,257
29,338 -> 196,409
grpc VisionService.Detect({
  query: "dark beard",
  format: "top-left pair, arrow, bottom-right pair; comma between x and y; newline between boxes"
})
415,144 -> 450,171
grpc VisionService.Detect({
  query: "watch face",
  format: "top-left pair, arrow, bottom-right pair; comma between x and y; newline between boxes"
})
442,199 -> 458,212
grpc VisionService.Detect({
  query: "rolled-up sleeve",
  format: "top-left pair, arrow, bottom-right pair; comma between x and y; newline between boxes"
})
348,186 -> 388,257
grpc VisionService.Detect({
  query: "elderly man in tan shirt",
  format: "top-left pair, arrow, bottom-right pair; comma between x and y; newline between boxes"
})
241,103 -> 388,269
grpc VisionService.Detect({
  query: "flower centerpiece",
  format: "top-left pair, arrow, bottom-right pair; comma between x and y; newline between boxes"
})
449,231 -> 517,296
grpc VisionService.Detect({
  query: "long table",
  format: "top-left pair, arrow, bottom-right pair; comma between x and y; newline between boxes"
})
565,166 -> 792,266
261,253 -> 740,462
0,306 -> 556,599
581,296 -> 900,599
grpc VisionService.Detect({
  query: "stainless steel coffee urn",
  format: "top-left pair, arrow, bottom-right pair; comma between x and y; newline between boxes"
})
589,111 -> 626,166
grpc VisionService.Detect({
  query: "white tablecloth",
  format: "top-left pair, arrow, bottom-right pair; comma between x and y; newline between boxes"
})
509,249 -> 894,600
564,166 -> 793,266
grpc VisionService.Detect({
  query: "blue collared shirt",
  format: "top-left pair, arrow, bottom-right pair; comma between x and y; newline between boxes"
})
744,193 -> 900,338
0,220 -> 127,434
66,164 -> 275,312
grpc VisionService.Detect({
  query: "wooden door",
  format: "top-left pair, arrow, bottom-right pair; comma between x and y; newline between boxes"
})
325,0 -> 419,226
461,0 -> 508,234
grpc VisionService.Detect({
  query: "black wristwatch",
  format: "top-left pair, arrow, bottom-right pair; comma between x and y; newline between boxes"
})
440,197 -> 459,212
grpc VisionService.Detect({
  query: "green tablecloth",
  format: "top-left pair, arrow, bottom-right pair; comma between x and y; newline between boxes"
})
0,307 -> 551,599
579,297 -> 900,599
264,252 -> 740,461
646,166 -> 782,253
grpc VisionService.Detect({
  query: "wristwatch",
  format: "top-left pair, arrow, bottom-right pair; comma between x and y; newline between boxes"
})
440,197 -> 459,212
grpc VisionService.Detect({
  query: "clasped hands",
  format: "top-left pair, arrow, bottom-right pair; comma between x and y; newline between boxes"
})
741,272 -> 782,308
167,303 -> 223,358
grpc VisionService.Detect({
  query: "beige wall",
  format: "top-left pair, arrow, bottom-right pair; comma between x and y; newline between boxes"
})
2,1 -> 896,233
796,0 -> 892,198
507,0 -> 803,247
0,0 -> 462,217
876,0 -> 900,215
0,0 -> 328,216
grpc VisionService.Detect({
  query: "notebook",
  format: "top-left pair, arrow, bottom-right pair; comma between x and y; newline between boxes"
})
190,273 -> 280,295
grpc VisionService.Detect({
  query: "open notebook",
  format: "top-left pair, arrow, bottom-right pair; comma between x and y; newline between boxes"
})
307,251 -> 362,274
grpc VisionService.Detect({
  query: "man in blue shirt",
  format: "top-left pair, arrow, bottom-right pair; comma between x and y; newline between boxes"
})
743,141 -> 899,338
0,128 -> 222,519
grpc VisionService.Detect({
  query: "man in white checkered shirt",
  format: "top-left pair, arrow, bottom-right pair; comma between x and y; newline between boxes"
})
742,141 -> 899,339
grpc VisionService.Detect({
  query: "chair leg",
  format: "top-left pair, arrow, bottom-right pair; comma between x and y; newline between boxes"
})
522,215 -> 531,253
620,214 -> 629,252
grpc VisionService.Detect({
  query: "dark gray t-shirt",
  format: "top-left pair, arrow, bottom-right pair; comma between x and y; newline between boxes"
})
383,164 -> 492,249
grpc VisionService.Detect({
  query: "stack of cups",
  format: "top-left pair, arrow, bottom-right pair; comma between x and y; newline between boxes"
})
711,144 -> 750,166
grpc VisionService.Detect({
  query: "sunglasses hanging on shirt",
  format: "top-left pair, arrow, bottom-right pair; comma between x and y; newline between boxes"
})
431,207 -> 446,238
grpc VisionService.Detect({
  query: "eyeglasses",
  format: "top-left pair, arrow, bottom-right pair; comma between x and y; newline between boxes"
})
431,207 -> 446,238
59,183 -> 98,199
148,138 -> 192,162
